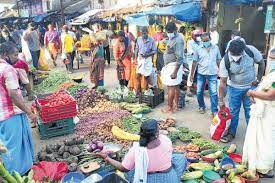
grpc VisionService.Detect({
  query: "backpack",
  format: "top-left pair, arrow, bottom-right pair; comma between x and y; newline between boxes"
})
224,46 -> 254,80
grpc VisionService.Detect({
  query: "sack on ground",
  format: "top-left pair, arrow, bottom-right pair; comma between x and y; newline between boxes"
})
38,48 -> 49,71
210,107 -> 232,141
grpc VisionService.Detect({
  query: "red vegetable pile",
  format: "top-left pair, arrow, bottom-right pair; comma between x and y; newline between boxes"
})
42,90 -> 75,107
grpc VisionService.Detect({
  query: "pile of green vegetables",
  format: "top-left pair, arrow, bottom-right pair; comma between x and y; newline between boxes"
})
119,102 -> 151,114
192,138 -> 222,150
167,127 -> 202,143
121,116 -> 143,134
107,86 -> 136,103
34,71 -> 70,94
0,164 -> 35,183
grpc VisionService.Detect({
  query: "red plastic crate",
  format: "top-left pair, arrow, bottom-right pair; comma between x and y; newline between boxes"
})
36,93 -> 77,123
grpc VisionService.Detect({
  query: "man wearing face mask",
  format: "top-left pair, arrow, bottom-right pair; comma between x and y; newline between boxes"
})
219,39 -> 265,143
160,22 -> 184,113
186,30 -> 203,97
190,32 -> 221,116
134,27 -> 157,94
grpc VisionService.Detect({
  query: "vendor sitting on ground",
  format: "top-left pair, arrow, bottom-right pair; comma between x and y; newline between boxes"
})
96,119 -> 187,183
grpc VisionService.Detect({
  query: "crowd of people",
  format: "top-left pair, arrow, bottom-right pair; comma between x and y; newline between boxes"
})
0,19 -> 275,182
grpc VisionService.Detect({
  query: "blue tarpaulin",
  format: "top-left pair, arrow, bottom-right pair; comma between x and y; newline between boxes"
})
33,13 -> 49,22
144,2 -> 201,22
125,15 -> 149,26
223,0 -> 262,5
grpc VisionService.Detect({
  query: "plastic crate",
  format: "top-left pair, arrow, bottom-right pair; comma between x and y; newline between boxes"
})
38,118 -> 75,140
178,91 -> 186,109
36,93 -> 77,123
139,89 -> 164,108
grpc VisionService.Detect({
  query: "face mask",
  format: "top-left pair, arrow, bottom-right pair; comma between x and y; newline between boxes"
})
167,33 -> 175,39
203,41 -> 211,48
231,55 -> 242,62
196,37 -> 201,42
142,34 -> 148,40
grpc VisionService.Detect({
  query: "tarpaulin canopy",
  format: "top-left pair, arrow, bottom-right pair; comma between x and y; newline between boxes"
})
144,2 -> 201,22
33,13 -> 49,22
223,0 -> 262,5
110,0 -> 156,10
70,9 -> 102,25
125,15 -> 149,26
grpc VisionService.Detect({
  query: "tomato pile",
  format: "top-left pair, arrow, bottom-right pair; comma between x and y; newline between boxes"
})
42,91 -> 75,107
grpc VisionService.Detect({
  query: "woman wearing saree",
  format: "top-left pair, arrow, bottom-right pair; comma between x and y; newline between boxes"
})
242,67 -> 275,178
44,24 -> 60,66
89,35 -> 105,88
96,119 -> 187,183
113,31 -> 132,87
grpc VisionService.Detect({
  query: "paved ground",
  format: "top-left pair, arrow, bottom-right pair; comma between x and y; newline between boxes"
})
32,58 -> 274,182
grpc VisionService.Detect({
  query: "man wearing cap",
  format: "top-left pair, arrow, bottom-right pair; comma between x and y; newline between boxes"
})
23,23 -> 41,69
134,27 -> 157,94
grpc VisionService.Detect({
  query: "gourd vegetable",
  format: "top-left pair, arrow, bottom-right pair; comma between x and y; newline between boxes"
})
112,126 -> 140,141
181,171 -> 203,180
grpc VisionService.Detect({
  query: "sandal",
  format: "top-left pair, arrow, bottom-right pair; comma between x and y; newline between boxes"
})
161,108 -> 173,114
259,170 -> 274,178
220,134 -> 234,143
31,123 -> 37,128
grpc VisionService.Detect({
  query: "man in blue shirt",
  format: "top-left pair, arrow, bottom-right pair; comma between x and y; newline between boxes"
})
186,30 -> 203,97
134,27 -> 157,94
190,32 -> 222,116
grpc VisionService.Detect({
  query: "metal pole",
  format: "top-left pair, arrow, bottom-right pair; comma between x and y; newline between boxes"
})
16,0 -> 20,17
60,0 -> 65,25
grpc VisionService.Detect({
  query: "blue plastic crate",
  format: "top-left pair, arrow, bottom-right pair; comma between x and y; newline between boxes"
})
38,118 -> 75,140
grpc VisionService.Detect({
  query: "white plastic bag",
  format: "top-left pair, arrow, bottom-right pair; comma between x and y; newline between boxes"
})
44,48 -> 52,62
21,36 -> 32,64
61,53 -> 67,60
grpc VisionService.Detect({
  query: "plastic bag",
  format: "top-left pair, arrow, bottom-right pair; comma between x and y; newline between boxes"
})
210,107 -> 232,141
21,36 -> 32,63
44,48 -> 53,62
32,161 -> 68,182
61,52 -> 67,60
38,48 -> 49,71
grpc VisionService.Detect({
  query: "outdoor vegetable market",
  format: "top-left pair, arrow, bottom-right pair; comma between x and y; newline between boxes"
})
0,69 -> 261,183
1,0 -> 275,183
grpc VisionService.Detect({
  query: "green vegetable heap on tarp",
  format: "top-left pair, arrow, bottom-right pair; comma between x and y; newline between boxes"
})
34,70 -> 70,94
